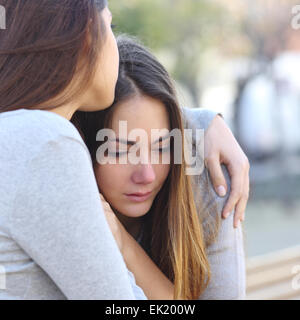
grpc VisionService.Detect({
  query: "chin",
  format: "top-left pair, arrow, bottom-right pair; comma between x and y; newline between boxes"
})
98,87 -> 116,109
79,92 -> 115,112
104,94 -> 115,108
78,104 -> 106,112
119,202 -> 152,218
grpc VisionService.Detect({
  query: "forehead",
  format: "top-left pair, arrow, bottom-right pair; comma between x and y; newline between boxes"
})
111,95 -> 170,135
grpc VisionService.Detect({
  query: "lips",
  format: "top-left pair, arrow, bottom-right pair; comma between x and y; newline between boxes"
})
125,191 -> 152,202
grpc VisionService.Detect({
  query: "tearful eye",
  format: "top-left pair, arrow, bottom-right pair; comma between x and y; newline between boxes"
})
158,147 -> 170,152
152,144 -> 171,153
107,150 -> 128,157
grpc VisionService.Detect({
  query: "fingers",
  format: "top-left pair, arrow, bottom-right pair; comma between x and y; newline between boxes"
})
100,193 -> 108,208
100,193 -> 113,214
232,195 -> 248,228
222,162 -> 243,217
222,159 -> 250,225
240,169 -> 250,223
222,189 -> 240,219
205,154 -> 249,228
205,155 -> 228,198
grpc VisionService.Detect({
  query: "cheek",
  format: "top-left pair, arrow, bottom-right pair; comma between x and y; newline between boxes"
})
95,165 -> 128,197
110,33 -> 119,79
92,32 -> 119,104
104,31 -> 119,85
154,164 -> 170,188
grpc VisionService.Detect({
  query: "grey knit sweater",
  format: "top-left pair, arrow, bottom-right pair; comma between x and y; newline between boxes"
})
0,107 -> 245,300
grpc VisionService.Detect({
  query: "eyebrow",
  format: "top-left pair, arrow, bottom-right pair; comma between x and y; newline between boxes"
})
113,134 -> 170,145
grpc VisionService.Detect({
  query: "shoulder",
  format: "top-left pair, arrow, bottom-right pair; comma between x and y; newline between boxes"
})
181,108 -> 246,298
181,107 -> 219,131
180,106 -> 230,237
194,165 -> 246,300
0,108 -> 83,141
192,164 -> 231,244
194,166 -> 246,300
0,108 -> 89,161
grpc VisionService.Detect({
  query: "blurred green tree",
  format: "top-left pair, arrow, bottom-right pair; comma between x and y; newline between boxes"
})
110,0 -> 228,108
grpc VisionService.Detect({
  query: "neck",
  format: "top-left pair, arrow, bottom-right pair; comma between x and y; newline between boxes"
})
114,210 -> 143,240
47,103 -> 80,120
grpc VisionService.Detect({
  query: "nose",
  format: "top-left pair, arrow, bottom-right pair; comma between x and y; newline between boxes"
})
131,163 -> 156,185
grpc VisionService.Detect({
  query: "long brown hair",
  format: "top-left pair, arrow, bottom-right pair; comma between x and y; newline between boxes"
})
72,35 -> 212,300
0,0 -> 107,113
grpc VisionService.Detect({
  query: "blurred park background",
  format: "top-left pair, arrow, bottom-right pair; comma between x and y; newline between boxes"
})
110,0 -> 300,299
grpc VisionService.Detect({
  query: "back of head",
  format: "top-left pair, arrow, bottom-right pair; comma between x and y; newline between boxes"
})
0,0 -> 107,113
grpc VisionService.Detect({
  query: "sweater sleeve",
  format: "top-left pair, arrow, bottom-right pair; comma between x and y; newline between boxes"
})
181,107 -> 221,132
9,136 -> 136,300
198,166 -> 246,300
182,107 -> 246,300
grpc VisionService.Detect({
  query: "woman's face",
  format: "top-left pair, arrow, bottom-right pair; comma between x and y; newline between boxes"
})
94,95 -> 171,218
80,6 -> 119,111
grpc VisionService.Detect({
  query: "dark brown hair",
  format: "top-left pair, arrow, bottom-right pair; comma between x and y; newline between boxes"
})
72,35 -> 212,300
0,0 -> 107,112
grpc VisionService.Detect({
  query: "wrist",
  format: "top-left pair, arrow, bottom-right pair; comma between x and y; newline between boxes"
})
121,227 -> 137,267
